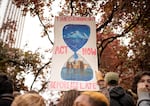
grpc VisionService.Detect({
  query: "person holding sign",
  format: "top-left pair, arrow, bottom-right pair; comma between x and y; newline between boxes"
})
96,71 -> 110,101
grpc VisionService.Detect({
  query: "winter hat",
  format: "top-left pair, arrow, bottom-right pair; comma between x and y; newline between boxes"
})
0,73 -> 13,94
95,71 -> 104,81
104,72 -> 119,84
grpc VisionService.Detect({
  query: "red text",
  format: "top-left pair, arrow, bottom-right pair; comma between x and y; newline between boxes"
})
54,46 -> 68,54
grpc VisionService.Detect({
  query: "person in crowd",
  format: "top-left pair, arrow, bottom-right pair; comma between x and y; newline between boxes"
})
126,89 -> 138,105
96,71 -> 110,100
73,91 -> 109,106
0,73 -> 14,106
132,71 -> 150,106
57,89 -> 80,106
104,72 -> 134,106
11,93 -> 46,106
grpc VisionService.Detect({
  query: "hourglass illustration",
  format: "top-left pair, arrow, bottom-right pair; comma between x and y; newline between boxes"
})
61,24 -> 93,81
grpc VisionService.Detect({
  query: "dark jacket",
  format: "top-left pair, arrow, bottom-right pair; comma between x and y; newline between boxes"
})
0,93 -> 14,106
109,86 -> 134,106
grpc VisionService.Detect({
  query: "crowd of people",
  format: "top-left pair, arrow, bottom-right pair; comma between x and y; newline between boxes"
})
0,71 -> 149,106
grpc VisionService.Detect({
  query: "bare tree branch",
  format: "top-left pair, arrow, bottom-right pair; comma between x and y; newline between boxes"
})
70,0 -> 74,16
38,81 -> 48,92
35,11 -> 54,45
96,2 -> 119,32
98,13 -> 143,59
30,60 -> 51,90
97,1 -> 149,66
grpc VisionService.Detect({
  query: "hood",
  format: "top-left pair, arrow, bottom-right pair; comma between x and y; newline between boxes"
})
109,86 -> 125,98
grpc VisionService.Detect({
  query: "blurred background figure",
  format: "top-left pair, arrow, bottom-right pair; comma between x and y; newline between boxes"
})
104,72 -> 134,106
0,73 -> 14,106
96,71 -> 110,100
57,89 -> 80,106
11,93 -> 46,106
132,71 -> 150,106
73,91 -> 109,106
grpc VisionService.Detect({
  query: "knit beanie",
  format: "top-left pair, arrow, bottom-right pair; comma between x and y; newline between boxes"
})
104,72 -> 119,84
0,73 -> 13,94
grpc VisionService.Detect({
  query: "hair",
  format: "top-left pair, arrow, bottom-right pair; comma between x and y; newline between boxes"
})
13,91 -> 21,97
11,93 -> 46,106
27,90 -> 38,94
57,89 -> 80,106
81,91 -> 109,106
0,73 -> 13,94
131,71 -> 150,94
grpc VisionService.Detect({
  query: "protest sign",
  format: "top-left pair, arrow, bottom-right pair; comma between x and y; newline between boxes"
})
49,16 -> 99,91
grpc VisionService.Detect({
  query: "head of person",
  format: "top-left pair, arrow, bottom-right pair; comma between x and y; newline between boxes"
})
104,72 -> 119,86
0,73 -> 14,95
132,71 -> 150,94
73,91 -> 109,106
57,89 -> 80,106
11,93 -> 46,106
